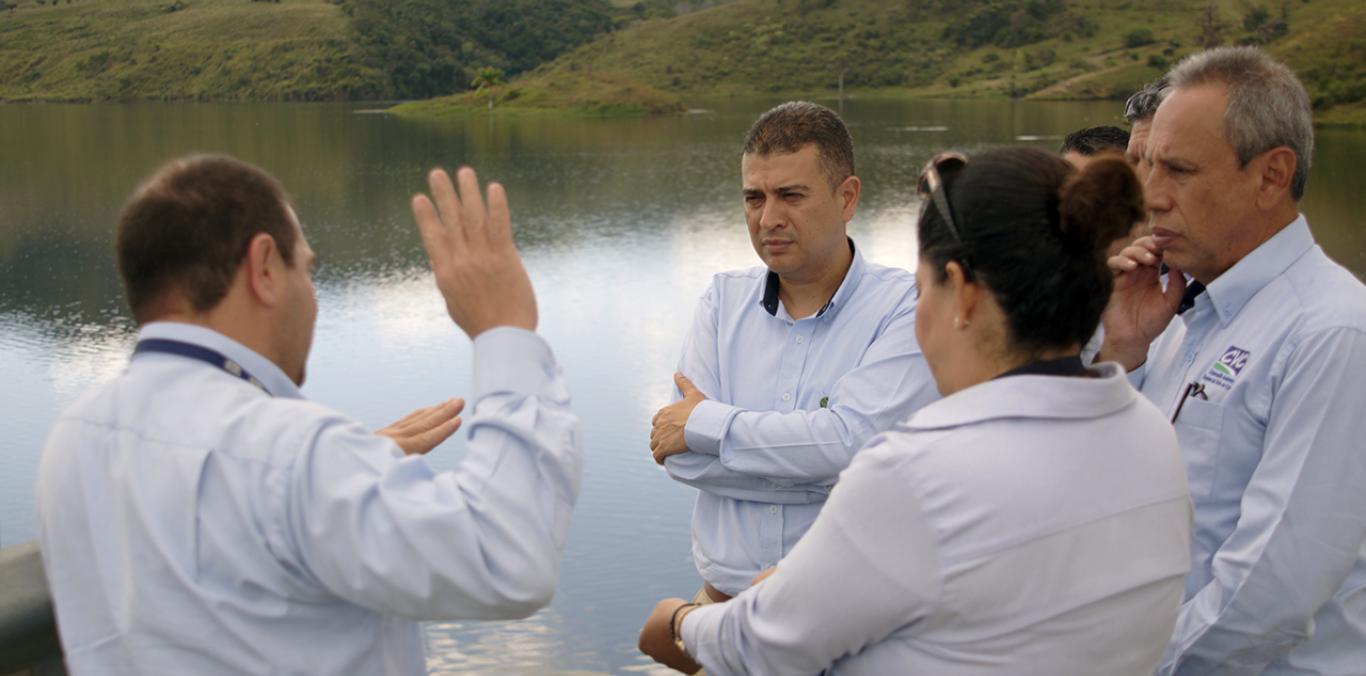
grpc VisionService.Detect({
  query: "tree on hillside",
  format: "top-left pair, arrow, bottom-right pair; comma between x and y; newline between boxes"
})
1196,4 -> 1224,49
471,66 -> 504,109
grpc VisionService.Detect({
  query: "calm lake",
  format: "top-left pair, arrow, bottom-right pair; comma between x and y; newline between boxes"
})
2,99 -> 1363,674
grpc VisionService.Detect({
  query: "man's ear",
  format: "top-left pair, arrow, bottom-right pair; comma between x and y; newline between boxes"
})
244,233 -> 284,308
1254,146 -> 1296,209
839,175 -> 862,222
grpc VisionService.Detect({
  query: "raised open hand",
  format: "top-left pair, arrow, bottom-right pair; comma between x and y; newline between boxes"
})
411,167 -> 538,339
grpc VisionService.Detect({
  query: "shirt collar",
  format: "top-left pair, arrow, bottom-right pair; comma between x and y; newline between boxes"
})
1203,214 -> 1313,327
133,322 -> 305,400
760,238 -> 865,322
906,362 -> 1134,431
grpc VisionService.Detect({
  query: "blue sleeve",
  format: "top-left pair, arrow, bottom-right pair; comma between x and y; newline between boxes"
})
664,282 -> 832,503
681,303 -> 937,483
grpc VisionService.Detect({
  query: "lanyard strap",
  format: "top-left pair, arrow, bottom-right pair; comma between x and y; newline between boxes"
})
134,339 -> 271,396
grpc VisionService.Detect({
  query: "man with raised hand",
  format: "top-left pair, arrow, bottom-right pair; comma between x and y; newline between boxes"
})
36,156 -> 581,675
648,101 -> 938,606
1099,48 -> 1366,674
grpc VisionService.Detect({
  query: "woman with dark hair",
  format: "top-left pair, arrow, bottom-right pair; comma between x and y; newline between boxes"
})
640,147 -> 1192,675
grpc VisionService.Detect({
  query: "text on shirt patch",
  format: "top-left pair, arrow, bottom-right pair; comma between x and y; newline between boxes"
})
1201,346 -> 1251,391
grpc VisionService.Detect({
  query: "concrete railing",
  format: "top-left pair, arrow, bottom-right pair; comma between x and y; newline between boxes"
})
0,541 -> 64,675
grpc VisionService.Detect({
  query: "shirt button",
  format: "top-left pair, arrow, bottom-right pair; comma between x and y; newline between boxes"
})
770,506 -> 779,513
782,392 -> 791,401
795,335 -> 804,344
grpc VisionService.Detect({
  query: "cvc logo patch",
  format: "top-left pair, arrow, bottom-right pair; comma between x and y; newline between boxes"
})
1203,346 -> 1250,390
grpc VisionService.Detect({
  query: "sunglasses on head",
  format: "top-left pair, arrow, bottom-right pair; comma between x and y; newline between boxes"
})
916,151 -> 972,278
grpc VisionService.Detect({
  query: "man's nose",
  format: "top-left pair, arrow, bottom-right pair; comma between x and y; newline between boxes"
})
758,199 -> 786,229
1143,171 -> 1170,213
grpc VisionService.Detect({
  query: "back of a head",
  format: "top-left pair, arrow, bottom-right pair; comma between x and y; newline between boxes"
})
743,101 -> 854,186
1059,126 -> 1130,156
1166,46 -> 1313,200
918,147 -> 1143,354
116,155 -> 296,325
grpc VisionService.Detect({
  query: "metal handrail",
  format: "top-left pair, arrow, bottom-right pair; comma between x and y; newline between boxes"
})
0,541 -> 63,674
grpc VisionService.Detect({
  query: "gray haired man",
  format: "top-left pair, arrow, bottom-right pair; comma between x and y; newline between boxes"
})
1101,47 -> 1366,675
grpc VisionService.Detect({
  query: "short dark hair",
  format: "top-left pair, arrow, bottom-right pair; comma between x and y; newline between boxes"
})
918,147 -> 1143,355
116,155 -> 297,324
742,101 -> 854,187
1059,126 -> 1130,156
1123,75 -> 1170,124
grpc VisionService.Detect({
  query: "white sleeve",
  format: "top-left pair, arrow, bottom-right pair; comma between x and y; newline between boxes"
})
681,441 -> 941,675
278,327 -> 582,621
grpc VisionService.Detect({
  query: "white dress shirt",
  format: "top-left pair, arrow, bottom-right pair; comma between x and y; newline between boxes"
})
664,245 -> 939,594
1128,216 -> 1366,675
36,322 -> 582,675
681,363 -> 1193,675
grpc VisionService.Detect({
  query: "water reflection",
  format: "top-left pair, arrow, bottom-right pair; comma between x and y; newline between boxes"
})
2,99 -> 1362,673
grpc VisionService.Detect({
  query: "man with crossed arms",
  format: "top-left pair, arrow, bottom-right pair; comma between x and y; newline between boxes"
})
648,101 -> 938,605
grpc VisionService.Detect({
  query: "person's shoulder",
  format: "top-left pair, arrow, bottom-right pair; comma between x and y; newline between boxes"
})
710,265 -> 768,288
852,259 -> 917,307
1281,248 -> 1366,332
860,259 -> 916,287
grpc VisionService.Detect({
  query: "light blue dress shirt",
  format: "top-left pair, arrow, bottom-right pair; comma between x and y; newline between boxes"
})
664,245 -> 939,594
680,363 -> 1193,675
36,322 -> 582,675
1128,217 -> 1366,675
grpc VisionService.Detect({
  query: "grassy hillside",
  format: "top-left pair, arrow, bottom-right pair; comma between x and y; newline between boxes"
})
0,0 -> 617,102
0,0 -> 371,102
390,69 -> 684,117
453,0 -> 1363,119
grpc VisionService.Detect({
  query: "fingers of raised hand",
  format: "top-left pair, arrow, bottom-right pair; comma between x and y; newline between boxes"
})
486,182 -> 513,245
455,167 -> 488,237
427,167 -> 463,229
412,194 -> 453,272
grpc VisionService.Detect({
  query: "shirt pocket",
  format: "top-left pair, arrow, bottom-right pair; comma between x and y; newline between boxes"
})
1175,397 -> 1226,499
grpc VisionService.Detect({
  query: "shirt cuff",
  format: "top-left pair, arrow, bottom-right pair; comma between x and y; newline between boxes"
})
684,399 -> 737,456
471,327 -> 558,400
680,602 -> 724,662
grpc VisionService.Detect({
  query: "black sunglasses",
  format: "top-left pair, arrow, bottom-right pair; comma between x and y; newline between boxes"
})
916,152 -> 973,279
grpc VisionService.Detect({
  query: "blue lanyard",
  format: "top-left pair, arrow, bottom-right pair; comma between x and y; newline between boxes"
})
134,339 -> 271,396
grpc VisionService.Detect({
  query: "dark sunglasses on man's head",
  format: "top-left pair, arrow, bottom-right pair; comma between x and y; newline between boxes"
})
1123,87 -> 1163,123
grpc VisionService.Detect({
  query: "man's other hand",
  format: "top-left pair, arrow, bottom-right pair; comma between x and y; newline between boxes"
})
377,398 -> 465,456
651,373 -> 706,464
1099,235 -> 1187,371
411,167 -> 538,339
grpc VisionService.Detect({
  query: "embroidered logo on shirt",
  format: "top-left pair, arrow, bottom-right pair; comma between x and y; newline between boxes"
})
1202,346 -> 1250,390
819,396 -> 829,408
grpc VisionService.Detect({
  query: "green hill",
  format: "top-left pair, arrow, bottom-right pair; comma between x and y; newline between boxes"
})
424,0 -> 1363,120
0,0 -> 615,102
0,0 -> 368,101
3,0 -> 1360,121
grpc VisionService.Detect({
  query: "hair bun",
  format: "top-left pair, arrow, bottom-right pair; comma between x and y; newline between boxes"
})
1058,156 -> 1144,255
